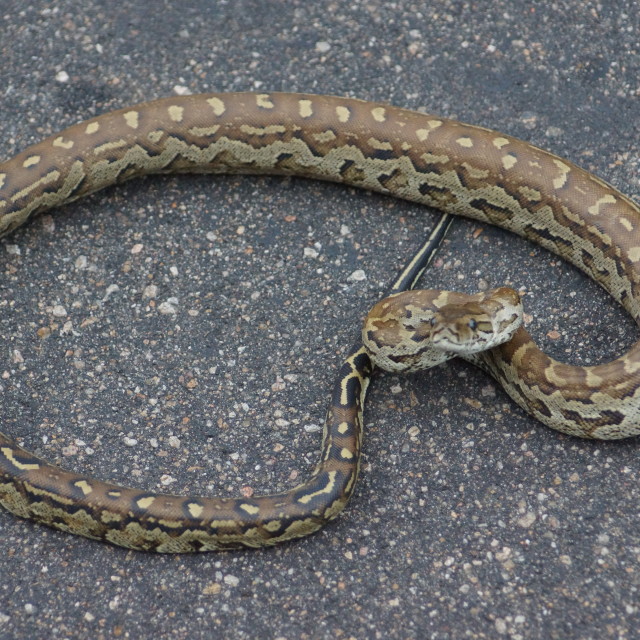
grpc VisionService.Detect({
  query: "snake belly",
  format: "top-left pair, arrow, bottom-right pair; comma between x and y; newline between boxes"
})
0,92 -> 639,552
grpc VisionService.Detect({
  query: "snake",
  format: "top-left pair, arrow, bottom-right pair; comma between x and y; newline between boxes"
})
0,92 -> 638,552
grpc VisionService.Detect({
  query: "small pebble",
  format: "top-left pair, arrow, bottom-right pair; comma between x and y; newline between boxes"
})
347,269 -> 366,282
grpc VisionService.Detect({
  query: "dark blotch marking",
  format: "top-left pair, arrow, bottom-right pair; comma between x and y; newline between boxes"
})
469,198 -> 515,223
351,350 -> 372,374
370,148 -> 397,161
332,374 -> 361,408
524,225 -> 574,250
509,382 -> 554,418
419,182 -> 449,197
560,409 -> 625,429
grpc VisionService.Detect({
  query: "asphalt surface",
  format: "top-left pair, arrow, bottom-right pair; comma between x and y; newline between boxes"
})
0,1 -> 639,639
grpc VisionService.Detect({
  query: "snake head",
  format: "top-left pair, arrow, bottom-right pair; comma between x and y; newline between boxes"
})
430,287 -> 523,354
362,290 -> 455,372
362,286 -> 523,372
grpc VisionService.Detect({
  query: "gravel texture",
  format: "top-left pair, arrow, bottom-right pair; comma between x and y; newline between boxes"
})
0,1 -> 639,639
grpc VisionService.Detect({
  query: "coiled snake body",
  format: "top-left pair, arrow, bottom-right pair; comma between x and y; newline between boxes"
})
0,92 -> 638,552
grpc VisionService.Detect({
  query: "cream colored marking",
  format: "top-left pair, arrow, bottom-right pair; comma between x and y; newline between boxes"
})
505,342 -> 531,370
529,160 -> 542,169
502,154 -> 518,170
371,107 -> 386,122
107,490 -> 121,498
628,247 -> 640,262
623,357 -> 640,375
493,137 -> 510,149
94,139 -> 128,154
85,122 -> 100,134
585,224 -> 612,248
297,471 -> 337,504
401,141 -> 412,151
264,520 -> 282,532
187,503 -> 204,518
209,519 -> 242,528
283,518 -> 320,537
323,497 -> 347,520
313,130 -> 337,143
240,503 -> 260,515
188,125 -> 221,137
545,364 -> 575,387
206,97 -> 226,116
340,370 -> 364,406
367,137 -> 393,151
147,130 -> 164,143
124,111 -> 139,129
587,194 -> 617,216
158,519 -> 183,529
421,152 -> 451,166
1,447 -> 40,470
136,496 -> 155,509
23,155 -> 41,168
23,481 -> 74,504
461,162 -> 490,180
74,480 -> 93,496
53,136 -> 75,149
256,94 -> 274,109
0,173 -> 5,188
240,124 -> 287,136
432,291 -> 451,307
340,447 -> 354,459
456,137 -> 473,148
585,370 -> 605,387
335,105 -> 351,122
9,169 -> 60,202
299,99 -> 313,118
518,186 -> 542,201
620,218 -> 633,232
338,421 -> 349,434
552,159 -> 571,189
100,511 -> 124,523
168,105 -> 184,122
415,121 -> 442,141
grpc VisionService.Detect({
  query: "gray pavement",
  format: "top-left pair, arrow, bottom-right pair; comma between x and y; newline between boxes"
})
0,1 -> 639,638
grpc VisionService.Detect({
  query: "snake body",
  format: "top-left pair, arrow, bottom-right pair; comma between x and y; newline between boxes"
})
0,92 -> 639,551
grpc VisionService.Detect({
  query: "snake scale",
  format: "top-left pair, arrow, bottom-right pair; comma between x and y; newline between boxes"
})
0,92 -> 638,552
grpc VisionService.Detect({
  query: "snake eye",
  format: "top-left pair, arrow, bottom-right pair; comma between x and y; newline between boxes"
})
468,318 -> 478,331
429,317 -> 436,327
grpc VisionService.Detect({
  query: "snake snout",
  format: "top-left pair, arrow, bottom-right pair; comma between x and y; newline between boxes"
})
430,304 -> 495,354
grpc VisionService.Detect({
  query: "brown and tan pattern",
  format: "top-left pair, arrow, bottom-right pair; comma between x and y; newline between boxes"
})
363,287 -> 524,372
0,92 -> 638,552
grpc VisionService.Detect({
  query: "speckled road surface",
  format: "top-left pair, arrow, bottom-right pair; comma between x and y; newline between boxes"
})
0,2 -> 639,638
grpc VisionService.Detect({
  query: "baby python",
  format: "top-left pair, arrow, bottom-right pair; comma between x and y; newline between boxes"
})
0,92 -> 638,552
